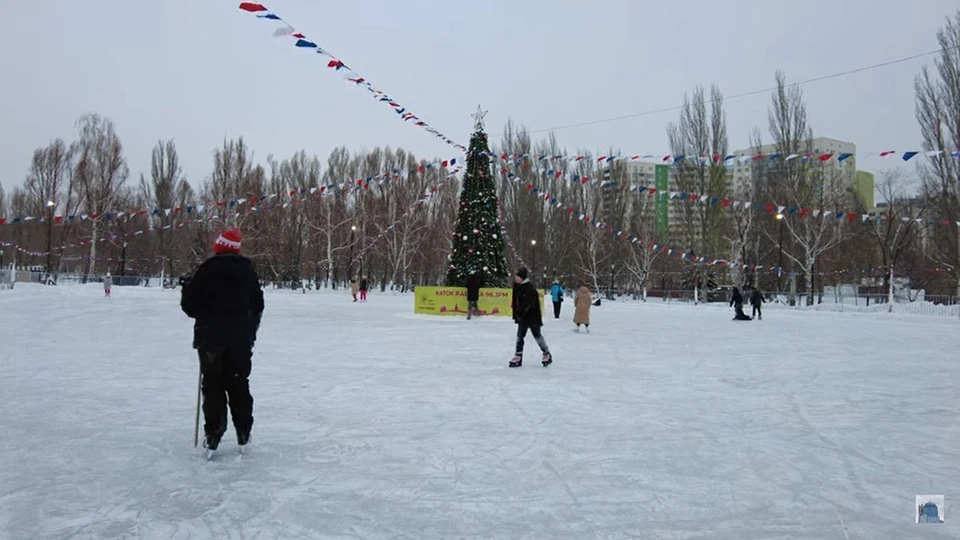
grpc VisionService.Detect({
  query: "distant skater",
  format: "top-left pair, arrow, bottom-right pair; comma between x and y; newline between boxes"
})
359,276 -> 369,302
465,272 -> 481,319
103,273 -> 112,297
350,278 -> 359,302
751,288 -> 765,320
550,279 -> 564,319
573,282 -> 592,332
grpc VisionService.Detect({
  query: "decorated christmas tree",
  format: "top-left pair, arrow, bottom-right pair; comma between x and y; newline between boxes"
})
445,106 -> 509,287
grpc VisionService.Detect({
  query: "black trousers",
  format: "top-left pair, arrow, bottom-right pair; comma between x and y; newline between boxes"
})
199,347 -> 254,441
553,301 -> 561,319
752,304 -> 762,318
515,323 -> 549,356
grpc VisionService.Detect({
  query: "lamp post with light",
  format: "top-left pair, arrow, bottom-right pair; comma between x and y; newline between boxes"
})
775,213 -> 784,292
530,239 -> 537,280
349,225 -> 357,280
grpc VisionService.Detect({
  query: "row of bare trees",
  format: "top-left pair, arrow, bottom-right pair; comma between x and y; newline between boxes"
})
2,13 -> 958,297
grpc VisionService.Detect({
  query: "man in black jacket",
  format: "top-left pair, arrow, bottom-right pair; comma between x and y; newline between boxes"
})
750,287 -> 765,320
465,272 -> 481,319
510,267 -> 552,368
181,227 -> 264,454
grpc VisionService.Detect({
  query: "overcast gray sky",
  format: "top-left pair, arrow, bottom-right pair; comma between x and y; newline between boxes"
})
1,0 -> 957,194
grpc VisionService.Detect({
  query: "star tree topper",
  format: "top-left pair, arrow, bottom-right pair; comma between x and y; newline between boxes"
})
472,105 -> 488,131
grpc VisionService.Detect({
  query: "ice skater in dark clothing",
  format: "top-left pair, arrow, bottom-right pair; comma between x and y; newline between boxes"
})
465,272 -> 481,319
750,288 -> 765,320
729,287 -> 752,321
181,227 -> 264,455
510,267 -> 552,368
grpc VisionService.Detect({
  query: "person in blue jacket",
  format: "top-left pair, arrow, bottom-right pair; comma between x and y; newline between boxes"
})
550,279 -> 564,319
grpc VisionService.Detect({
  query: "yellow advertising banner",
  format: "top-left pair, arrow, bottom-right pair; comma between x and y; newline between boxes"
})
413,287 -> 544,317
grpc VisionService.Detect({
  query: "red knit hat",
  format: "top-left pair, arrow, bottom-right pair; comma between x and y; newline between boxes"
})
213,227 -> 242,254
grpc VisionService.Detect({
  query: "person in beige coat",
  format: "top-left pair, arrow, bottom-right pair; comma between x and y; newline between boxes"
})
573,284 -> 592,332
349,278 -> 359,302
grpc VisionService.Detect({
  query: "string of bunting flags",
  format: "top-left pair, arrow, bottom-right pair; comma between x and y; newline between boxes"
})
480,148 -> 960,165
508,175 -> 959,277
3,238 -> 950,277
0,158 -> 462,226
493,155 -> 960,229
237,2 -> 466,154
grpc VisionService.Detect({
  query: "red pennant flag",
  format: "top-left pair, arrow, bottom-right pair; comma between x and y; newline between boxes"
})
54,215 -> 63,224
818,153 -> 833,162
327,59 -> 344,69
239,2 -> 268,12
752,153 -> 763,161
174,206 -> 181,213
689,193 -> 698,201
292,32 -> 305,38
846,212 -> 857,222
648,187 -> 656,195
879,150 -> 895,157
554,171 -> 562,178
721,198 -> 730,207
567,207 -> 574,214
764,203 -> 775,212
712,153 -> 721,163
216,201 -> 225,207
525,183 -> 533,191
799,207 -> 809,217
441,160 -> 449,168
580,176 -> 589,184
91,212 -> 99,219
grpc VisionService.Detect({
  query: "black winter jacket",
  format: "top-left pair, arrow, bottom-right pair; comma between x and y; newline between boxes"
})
750,290 -> 765,306
181,253 -> 264,350
729,290 -> 744,309
465,274 -> 480,302
512,281 -> 543,327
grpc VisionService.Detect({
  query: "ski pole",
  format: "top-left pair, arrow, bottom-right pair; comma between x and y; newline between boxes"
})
193,367 -> 202,447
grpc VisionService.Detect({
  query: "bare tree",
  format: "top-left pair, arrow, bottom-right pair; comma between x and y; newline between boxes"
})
667,85 -> 729,301
915,10 -> 960,299
869,169 -> 931,296
73,113 -> 129,279
139,139 -> 184,282
762,71 -> 853,304
24,139 -> 74,274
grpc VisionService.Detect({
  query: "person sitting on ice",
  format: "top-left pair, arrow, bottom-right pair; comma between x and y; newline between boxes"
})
729,287 -> 752,320
510,267 -> 552,368
180,227 -> 264,457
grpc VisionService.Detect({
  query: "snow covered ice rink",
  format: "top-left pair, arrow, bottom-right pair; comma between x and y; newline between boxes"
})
1,284 -> 958,539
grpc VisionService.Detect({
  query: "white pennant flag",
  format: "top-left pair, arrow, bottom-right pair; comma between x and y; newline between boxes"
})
744,201 -> 752,210
700,195 -> 708,203
786,154 -> 799,161
813,210 -> 821,217
777,205 -> 785,214
164,209 -> 171,216
197,205 -> 206,213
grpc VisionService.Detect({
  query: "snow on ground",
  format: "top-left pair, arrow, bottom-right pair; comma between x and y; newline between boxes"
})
1,284 -> 958,539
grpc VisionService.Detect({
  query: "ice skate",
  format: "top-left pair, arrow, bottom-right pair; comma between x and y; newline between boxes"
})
509,355 -> 522,368
541,352 -> 553,367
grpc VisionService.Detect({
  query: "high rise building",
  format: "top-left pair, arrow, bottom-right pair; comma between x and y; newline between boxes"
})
729,137 -> 857,196
854,171 -> 875,210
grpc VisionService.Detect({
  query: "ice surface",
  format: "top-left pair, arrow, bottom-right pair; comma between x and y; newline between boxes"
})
1,284 -> 958,539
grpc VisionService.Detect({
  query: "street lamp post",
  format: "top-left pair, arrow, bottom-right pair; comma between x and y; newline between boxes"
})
530,239 -> 537,278
775,213 -> 784,292
610,264 -> 615,299
349,225 -> 357,279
